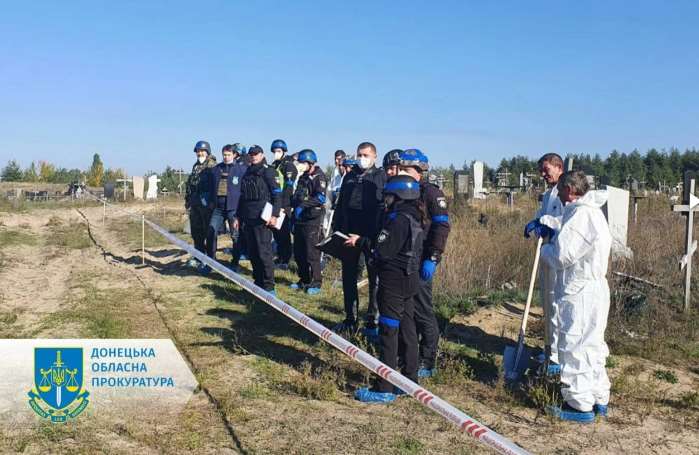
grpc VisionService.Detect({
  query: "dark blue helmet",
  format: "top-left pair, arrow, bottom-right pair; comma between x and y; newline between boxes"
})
384,175 -> 420,201
194,140 -> 211,154
271,139 -> 287,152
343,156 -> 358,167
383,149 -> 403,169
248,145 -> 264,155
399,148 -> 429,172
232,143 -> 247,155
298,149 -> 317,164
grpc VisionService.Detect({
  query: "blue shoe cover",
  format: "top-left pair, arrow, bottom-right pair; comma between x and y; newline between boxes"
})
546,404 -> 594,423
418,368 -> 435,378
239,254 -> 248,261
354,387 -> 396,403
546,363 -> 561,376
362,327 -> 380,344
267,290 -> 276,297
289,283 -> 301,290
275,263 -> 289,270
306,287 -> 321,295
593,404 -> 608,417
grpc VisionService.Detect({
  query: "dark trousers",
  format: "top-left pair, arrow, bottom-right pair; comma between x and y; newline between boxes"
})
341,252 -> 378,326
414,278 -> 439,369
231,222 -> 246,266
376,288 -> 418,393
294,223 -> 322,288
242,220 -> 275,291
189,205 -> 212,254
206,203 -> 236,260
272,212 -> 293,264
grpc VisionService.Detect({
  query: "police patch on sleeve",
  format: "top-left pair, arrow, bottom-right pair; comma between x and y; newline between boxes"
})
437,197 -> 447,209
377,230 -> 389,243
320,180 -> 326,189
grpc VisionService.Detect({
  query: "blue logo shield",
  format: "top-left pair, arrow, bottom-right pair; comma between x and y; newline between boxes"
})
29,347 -> 89,422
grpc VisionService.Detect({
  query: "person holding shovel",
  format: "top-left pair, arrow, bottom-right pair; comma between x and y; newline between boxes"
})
524,153 -> 564,375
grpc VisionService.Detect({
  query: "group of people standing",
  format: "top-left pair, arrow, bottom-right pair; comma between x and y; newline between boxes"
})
184,141 -> 613,420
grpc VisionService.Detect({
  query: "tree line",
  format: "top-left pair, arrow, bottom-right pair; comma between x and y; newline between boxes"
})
1,154 -> 124,187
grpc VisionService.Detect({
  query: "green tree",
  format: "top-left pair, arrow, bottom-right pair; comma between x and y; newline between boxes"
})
38,161 -> 56,182
87,153 -> 104,187
24,162 -> 39,182
1,160 -> 23,182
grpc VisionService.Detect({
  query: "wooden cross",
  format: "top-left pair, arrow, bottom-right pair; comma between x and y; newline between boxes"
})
116,176 -> 130,202
174,169 -> 186,194
672,177 -> 699,313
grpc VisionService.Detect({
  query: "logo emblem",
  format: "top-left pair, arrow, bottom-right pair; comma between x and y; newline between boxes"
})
437,198 -> 447,209
377,230 -> 389,243
28,348 -> 90,423
232,176 -> 239,185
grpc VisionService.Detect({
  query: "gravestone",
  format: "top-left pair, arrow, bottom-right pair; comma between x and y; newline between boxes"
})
103,183 -> 115,199
470,161 -> 486,199
453,171 -> 469,200
603,185 -> 632,259
146,175 -> 160,200
132,176 -> 145,200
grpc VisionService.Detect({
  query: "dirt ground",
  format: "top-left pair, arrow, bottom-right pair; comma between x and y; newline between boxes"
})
1,200 -> 698,454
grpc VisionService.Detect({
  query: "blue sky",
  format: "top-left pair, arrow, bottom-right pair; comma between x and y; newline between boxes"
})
1,1 -> 697,175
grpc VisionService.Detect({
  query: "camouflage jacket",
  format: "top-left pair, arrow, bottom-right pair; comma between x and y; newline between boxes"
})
185,154 -> 217,207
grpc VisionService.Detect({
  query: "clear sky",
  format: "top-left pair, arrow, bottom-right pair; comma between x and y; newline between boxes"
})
1,1 -> 697,175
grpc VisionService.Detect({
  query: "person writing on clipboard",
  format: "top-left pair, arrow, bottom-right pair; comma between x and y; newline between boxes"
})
236,144 -> 282,295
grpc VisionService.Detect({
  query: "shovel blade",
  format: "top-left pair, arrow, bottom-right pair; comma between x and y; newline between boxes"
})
503,345 -> 533,381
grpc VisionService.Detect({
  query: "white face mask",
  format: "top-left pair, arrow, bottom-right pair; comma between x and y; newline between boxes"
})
358,156 -> 373,170
398,169 -> 410,176
197,156 -> 206,164
274,151 -> 284,161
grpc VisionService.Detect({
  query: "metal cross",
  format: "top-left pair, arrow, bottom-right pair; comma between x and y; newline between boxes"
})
672,177 -> 699,313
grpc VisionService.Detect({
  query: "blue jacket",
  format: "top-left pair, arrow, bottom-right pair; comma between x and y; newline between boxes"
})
207,161 -> 248,214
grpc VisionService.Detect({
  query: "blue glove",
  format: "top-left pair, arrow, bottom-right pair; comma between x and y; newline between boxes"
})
524,219 -> 555,239
420,260 -> 437,281
524,219 -> 539,238
294,206 -> 303,219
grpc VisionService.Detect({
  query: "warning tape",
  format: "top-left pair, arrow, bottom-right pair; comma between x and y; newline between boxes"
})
88,194 -> 531,455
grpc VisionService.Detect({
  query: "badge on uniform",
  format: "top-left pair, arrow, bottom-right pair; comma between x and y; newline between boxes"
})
437,197 -> 447,209
320,180 -> 326,189
377,230 -> 389,243
232,176 -> 239,185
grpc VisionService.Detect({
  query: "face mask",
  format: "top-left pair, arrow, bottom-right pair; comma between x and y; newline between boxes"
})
398,169 -> 410,176
358,156 -> 373,170
197,156 -> 206,164
274,151 -> 284,161
299,163 -> 310,173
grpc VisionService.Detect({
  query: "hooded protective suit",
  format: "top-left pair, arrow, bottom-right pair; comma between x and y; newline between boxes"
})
536,186 -> 564,364
541,190 -> 612,412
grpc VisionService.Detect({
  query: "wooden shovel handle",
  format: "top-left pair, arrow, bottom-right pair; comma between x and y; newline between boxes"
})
519,236 -> 543,337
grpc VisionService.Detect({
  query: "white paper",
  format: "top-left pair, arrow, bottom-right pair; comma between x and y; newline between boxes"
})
261,203 -> 285,230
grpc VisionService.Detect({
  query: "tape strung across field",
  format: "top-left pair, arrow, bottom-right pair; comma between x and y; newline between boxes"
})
88,194 -> 531,455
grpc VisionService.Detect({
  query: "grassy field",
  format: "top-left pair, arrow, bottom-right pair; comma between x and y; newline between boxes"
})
0,194 -> 697,454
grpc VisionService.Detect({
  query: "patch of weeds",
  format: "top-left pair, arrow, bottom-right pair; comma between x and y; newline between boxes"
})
45,215 -> 63,227
654,369 -> 679,384
605,355 -> 618,369
239,382 -> 273,399
430,348 -> 474,386
679,391 -> 699,409
392,436 -> 425,454
46,220 -> 92,250
612,367 -> 668,422
0,228 -> 37,248
525,377 -> 561,410
0,310 -> 18,325
286,361 -> 342,401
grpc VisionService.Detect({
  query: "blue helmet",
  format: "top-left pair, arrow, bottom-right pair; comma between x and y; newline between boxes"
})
248,145 -> 264,155
399,148 -> 429,172
232,143 -> 247,155
271,139 -> 287,152
384,175 -> 420,201
383,149 -> 403,169
343,156 -> 358,167
298,149 -> 317,164
194,140 -> 211,154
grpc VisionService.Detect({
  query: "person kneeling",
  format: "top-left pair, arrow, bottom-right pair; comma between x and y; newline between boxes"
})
354,175 -> 425,403
541,170 -> 612,423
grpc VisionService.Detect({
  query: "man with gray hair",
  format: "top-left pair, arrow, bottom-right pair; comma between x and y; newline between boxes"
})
524,153 -> 564,374
541,170 -> 612,423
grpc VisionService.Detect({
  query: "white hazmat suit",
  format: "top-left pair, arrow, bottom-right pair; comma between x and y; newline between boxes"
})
536,185 -> 564,364
541,190 -> 612,412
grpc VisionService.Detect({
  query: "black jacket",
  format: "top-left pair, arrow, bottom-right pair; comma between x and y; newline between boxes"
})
292,167 -> 328,225
420,181 -> 451,262
238,162 -> 282,221
332,165 -> 386,239
272,156 -> 298,210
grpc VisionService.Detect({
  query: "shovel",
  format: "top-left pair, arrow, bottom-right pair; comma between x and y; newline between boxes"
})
504,236 -> 543,382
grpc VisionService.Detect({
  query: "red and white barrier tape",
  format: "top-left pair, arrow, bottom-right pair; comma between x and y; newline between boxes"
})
142,219 -> 531,455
